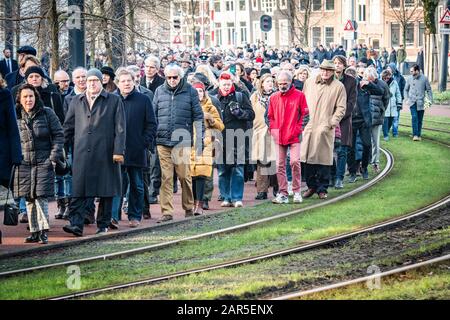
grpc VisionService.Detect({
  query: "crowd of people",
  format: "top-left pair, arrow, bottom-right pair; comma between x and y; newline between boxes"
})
0,42 -> 433,244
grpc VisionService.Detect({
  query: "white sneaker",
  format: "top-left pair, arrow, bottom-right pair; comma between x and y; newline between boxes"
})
272,194 -> 289,204
288,181 -> 293,196
293,192 -> 303,203
221,201 -> 232,207
234,201 -> 243,208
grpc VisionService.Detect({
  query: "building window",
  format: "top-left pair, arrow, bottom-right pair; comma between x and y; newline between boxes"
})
279,0 -> 287,9
226,0 -> 234,11
405,0 -> 415,7
313,0 -> 321,11
240,21 -> 247,44
174,3 -> 182,16
358,4 -> 366,21
239,0 -> 246,11
227,22 -> 235,45
214,1 -> 220,12
391,23 -> 400,47
372,39 -> 380,49
325,27 -> 334,47
312,27 -> 321,46
405,23 -> 414,46
253,21 -> 261,42
300,0 -> 306,11
216,23 -> 222,46
325,0 -> 334,10
279,19 -> 289,45
261,0 -> 275,13
390,0 -> 400,7
252,0 -> 258,10
419,22 -> 425,47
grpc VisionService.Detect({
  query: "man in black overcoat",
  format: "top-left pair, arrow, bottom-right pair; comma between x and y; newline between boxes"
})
63,68 -> 126,236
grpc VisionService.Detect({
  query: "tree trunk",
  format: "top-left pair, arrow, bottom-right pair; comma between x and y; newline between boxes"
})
99,0 -> 113,66
15,0 -> 21,55
37,0 -> 49,59
424,33 -> 440,83
49,0 -> 59,77
127,0 -> 135,52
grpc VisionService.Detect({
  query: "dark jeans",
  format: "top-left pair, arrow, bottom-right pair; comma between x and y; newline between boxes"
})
148,150 -> 161,197
304,163 -> 331,194
192,176 -> 206,201
349,122 -> 372,174
410,103 -> 424,137
383,117 -> 395,138
336,145 -> 350,181
69,197 -> 112,230
123,166 -> 144,221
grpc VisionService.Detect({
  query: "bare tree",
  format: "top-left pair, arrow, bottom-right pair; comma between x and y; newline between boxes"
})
422,0 -> 439,82
385,0 -> 422,48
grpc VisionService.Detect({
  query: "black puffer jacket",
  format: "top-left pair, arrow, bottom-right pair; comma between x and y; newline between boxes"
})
153,78 -> 204,148
370,79 -> 390,126
13,102 -> 64,198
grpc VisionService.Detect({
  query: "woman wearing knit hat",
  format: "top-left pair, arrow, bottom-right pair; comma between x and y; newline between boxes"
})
190,81 -> 224,215
101,66 -> 118,93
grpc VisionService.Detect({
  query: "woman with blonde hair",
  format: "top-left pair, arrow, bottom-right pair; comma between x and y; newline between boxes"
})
190,81 -> 224,215
250,73 -> 278,200
195,64 -> 219,89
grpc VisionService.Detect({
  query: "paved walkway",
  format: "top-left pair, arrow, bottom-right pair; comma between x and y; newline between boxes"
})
402,104 -> 450,118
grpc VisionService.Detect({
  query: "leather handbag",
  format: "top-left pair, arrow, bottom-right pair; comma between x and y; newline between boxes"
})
3,166 -> 19,226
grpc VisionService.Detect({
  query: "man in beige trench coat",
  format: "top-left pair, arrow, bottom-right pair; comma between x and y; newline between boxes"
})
300,60 -> 347,199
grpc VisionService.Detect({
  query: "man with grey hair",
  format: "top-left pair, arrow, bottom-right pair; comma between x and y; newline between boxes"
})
152,64 -> 204,222
268,70 -> 309,204
141,55 -> 165,93
63,68 -> 126,236
53,69 -> 73,98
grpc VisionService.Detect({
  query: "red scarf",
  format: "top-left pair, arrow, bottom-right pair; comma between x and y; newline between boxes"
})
219,84 -> 235,97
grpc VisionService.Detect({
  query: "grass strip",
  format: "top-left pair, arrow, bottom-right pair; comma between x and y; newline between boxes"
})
0,135 -> 449,300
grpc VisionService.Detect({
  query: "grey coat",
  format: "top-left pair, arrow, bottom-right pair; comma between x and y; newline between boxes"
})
404,74 -> 433,111
64,90 -> 126,197
14,103 -> 64,198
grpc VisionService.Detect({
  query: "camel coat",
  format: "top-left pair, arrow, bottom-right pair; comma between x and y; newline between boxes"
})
190,97 -> 224,177
300,75 -> 347,166
250,92 -> 276,164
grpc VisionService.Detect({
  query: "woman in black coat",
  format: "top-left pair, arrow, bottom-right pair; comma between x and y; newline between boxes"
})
13,84 -> 64,244
0,77 -> 22,188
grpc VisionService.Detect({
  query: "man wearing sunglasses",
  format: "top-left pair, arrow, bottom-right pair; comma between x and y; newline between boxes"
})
54,69 -> 73,98
152,64 -> 204,223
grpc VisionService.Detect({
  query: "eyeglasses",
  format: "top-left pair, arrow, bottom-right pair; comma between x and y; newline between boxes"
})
167,76 -> 179,80
57,80 -> 70,83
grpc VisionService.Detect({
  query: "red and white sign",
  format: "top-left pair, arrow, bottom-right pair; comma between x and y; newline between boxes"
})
344,20 -> 354,31
173,35 -> 182,44
440,8 -> 450,24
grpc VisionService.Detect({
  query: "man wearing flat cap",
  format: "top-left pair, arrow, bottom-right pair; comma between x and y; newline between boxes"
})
63,68 -> 126,236
300,60 -> 347,199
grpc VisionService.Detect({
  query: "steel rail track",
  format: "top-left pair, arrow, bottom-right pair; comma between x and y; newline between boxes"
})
399,123 -> 450,134
47,194 -> 450,300
0,148 -> 394,279
272,254 -> 450,300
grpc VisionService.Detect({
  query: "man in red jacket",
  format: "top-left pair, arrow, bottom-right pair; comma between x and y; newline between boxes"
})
267,70 -> 309,204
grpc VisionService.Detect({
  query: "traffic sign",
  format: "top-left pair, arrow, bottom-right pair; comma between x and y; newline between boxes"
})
173,35 -> 182,44
440,8 -> 450,24
344,32 -> 356,40
440,28 -> 450,34
260,15 -> 272,32
344,20 -> 354,31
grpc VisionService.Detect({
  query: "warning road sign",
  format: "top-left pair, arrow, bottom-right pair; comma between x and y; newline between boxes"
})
173,35 -> 182,44
440,8 -> 450,24
344,20 -> 354,31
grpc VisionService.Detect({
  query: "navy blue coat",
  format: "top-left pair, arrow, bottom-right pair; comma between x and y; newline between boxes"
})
116,89 -> 157,167
153,80 -> 204,149
354,80 -> 384,128
0,88 -> 22,182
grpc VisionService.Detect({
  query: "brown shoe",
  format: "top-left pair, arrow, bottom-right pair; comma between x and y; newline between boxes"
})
143,212 -> 151,220
129,220 -> 140,228
185,209 -> 194,218
318,192 -> 328,199
157,215 -> 173,223
303,189 -> 316,199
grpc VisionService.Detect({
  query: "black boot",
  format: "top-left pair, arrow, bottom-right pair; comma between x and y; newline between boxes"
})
62,198 -> 70,220
202,200 -> 209,210
55,198 -> 66,219
24,232 -> 40,243
39,230 -> 48,244
255,192 -> 268,200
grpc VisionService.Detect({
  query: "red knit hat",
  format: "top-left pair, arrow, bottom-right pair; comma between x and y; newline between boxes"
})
219,73 -> 232,81
192,82 -> 205,90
